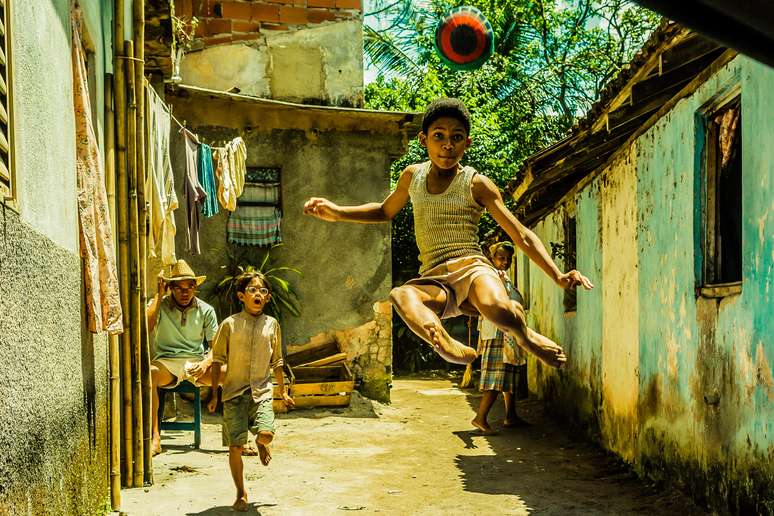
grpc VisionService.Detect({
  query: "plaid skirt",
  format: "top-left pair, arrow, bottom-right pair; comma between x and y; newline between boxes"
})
479,335 -> 517,393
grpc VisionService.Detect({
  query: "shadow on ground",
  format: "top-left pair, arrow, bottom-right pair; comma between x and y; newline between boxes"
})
450,370 -> 708,515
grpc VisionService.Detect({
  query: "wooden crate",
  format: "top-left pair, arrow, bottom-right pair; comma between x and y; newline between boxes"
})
286,339 -> 347,368
271,364 -> 295,413
290,364 -> 354,409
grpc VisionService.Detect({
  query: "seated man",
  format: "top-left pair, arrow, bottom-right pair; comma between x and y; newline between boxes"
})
146,259 -> 221,455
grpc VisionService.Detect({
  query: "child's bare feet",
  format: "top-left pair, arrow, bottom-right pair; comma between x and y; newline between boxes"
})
232,493 -> 249,512
151,436 -> 163,456
471,417 -> 498,435
256,436 -> 272,467
517,329 -> 566,368
424,322 -> 477,364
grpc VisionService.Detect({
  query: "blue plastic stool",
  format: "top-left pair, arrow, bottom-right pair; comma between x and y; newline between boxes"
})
157,380 -> 201,448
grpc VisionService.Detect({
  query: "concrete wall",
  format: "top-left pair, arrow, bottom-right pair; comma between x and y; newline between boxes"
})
519,55 -> 773,513
0,0 -> 111,513
179,19 -> 363,106
156,94 -> 413,401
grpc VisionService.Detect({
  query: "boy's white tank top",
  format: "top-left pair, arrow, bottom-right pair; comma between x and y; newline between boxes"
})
409,161 -> 486,274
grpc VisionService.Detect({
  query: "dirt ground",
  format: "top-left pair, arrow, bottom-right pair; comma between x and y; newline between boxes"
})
119,376 -> 707,515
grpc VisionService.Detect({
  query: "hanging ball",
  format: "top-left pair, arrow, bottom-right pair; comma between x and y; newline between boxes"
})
435,6 -> 495,71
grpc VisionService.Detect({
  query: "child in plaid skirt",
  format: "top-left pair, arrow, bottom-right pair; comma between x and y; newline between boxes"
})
472,242 -> 529,434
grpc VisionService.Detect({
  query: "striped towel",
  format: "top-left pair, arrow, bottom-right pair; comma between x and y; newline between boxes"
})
227,206 -> 282,246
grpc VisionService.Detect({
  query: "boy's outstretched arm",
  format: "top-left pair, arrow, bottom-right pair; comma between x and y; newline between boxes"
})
303,166 -> 414,223
473,175 -> 594,291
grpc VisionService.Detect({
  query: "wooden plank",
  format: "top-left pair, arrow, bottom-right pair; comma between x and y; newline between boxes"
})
286,340 -> 342,367
298,352 -> 347,367
292,365 -> 351,382
293,394 -> 351,408
630,48 -> 724,105
659,34 -> 721,75
699,282 -> 742,298
291,380 -> 354,396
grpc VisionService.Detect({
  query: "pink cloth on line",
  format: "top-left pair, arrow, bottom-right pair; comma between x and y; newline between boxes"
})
72,10 -> 123,334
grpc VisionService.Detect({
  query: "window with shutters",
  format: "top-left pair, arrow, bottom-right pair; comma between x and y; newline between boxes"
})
0,0 -> 13,204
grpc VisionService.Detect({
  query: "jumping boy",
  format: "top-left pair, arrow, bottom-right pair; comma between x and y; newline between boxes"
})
208,272 -> 294,512
303,98 -> 593,368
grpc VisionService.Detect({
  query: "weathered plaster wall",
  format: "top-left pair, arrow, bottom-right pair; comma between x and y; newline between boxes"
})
179,20 -> 363,106
0,209 -> 109,515
155,97 -> 410,401
524,56 -> 773,513
0,1 -> 111,513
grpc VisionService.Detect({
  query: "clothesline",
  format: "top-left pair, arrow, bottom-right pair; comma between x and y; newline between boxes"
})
144,79 -> 197,142
144,80 -> 237,150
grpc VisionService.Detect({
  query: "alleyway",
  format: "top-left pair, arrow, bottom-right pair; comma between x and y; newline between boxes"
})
120,378 -> 706,515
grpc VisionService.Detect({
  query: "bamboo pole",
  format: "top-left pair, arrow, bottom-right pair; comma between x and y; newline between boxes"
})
114,0 -> 133,489
105,73 -> 121,510
125,39 -> 145,488
133,0 -> 153,485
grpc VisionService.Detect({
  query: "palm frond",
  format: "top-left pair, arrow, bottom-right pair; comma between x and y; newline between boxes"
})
364,25 -> 425,78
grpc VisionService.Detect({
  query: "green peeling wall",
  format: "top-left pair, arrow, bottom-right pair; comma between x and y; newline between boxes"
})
0,1 -> 112,513
518,55 -> 773,514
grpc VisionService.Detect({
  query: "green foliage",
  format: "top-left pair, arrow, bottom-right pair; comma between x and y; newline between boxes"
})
210,245 -> 302,322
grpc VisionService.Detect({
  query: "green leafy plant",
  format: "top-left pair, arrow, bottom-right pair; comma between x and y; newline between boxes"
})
211,245 -> 302,322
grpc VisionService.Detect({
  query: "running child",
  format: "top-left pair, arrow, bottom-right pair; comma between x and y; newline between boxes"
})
208,272 -> 294,512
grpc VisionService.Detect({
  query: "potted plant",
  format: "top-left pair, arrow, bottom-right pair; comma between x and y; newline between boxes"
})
211,244 -> 302,323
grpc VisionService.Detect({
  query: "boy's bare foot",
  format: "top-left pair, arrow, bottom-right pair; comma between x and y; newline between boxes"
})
471,417 -> 498,435
424,322 -> 477,365
232,493 -> 249,512
151,436 -> 163,456
256,438 -> 272,466
519,329 -> 567,368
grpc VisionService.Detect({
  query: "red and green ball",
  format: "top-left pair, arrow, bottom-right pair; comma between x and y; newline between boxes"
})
435,6 -> 495,71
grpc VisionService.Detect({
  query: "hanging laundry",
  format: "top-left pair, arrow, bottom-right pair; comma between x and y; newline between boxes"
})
182,128 -> 206,254
215,136 -> 247,211
197,143 -> 219,217
229,136 -> 247,198
227,205 -> 282,246
71,9 -> 123,334
145,85 -> 178,265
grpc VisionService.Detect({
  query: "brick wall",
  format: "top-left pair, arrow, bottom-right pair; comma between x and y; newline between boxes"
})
175,0 -> 362,47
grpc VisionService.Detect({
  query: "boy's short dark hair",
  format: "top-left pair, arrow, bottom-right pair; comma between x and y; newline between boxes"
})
422,98 -> 471,135
235,271 -> 271,294
489,241 -> 515,259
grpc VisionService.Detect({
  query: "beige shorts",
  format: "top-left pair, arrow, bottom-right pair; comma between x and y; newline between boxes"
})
404,255 -> 501,319
153,356 -> 206,388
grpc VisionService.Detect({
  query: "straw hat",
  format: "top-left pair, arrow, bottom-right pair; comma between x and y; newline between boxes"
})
163,259 -> 206,286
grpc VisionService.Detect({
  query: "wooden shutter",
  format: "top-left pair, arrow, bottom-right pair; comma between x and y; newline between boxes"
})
0,0 -> 12,200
